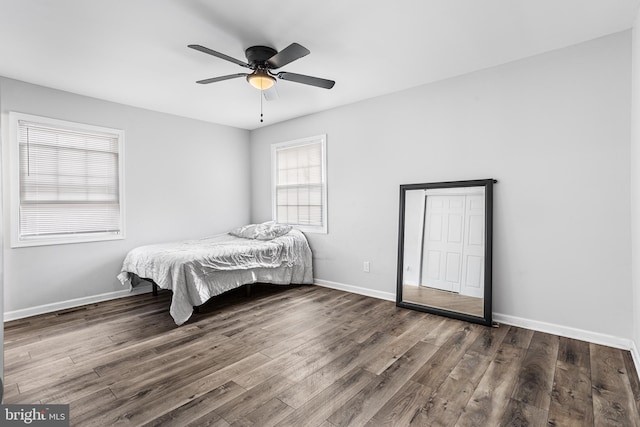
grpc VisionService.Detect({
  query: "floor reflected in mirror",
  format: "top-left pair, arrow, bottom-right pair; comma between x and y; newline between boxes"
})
402,284 -> 483,317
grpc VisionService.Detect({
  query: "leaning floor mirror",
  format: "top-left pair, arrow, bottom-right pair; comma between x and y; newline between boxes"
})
396,179 -> 496,326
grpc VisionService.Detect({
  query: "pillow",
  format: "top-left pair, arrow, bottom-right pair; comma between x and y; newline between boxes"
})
228,222 -> 292,240
228,223 -> 259,239
254,222 -> 292,240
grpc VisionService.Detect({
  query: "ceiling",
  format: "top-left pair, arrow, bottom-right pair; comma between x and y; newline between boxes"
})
1,0 -> 638,130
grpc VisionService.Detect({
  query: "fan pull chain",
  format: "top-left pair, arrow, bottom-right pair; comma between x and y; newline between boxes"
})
260,88 -> 264,123
259,78 -> 265,123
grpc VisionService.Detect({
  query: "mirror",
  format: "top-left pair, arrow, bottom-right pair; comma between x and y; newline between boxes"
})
396,179 -> 495,326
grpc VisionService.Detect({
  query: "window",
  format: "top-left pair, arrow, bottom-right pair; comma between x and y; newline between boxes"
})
271,135 -> 327,233
8,112 -> 125,247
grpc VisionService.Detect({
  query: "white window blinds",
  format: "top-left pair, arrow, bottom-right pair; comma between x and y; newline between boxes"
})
272,135 -> 327,233
10,113 -> 124,246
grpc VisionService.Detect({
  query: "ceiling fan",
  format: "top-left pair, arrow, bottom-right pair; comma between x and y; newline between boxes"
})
188,42 -> 335,99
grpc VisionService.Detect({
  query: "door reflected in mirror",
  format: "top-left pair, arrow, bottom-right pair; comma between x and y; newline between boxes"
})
397,180 -> 494,326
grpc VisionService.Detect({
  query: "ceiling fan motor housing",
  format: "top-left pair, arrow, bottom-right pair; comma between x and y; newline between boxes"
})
245,46 -> 278,67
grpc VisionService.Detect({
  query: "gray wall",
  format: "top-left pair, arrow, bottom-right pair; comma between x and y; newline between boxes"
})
0,77 -> 4,381
632,12 -> 640,358
0,77 -> 251,314
250,31 -> 632,340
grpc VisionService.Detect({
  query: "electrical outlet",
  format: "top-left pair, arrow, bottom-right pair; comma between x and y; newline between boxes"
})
363,261 -> 370,273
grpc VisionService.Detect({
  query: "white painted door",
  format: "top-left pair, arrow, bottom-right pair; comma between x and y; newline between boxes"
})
420,194 -> 465,292
460,194 -> 485,298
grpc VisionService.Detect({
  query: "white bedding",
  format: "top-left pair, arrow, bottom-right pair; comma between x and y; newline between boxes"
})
118,229 -> 313,325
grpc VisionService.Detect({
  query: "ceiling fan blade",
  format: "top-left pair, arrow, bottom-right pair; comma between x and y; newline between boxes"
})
277,72 -> 335,89
188,44 -> 250,68
267,43 -> 310,69
263,86 -> 279,101
196,73 -> 248,84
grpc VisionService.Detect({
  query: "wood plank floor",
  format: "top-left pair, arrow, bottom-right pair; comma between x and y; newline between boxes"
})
4,284 -> 640,426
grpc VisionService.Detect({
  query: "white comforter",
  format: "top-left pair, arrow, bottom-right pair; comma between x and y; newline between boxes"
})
118,229 -> 313,325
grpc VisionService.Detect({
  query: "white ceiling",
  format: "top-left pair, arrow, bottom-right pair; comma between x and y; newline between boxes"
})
1,0 -> 638,130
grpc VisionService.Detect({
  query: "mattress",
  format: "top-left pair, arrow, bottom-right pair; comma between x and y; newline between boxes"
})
118,229 -> 313,325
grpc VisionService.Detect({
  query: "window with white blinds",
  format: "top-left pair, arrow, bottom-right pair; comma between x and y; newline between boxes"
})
9,112 -> 125,247
271,135 -> 327,233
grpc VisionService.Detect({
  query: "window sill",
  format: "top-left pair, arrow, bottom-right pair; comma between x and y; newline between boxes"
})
10,233 -> 125,248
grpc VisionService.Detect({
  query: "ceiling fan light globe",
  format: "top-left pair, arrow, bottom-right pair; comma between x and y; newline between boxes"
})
247,74 -> 276,91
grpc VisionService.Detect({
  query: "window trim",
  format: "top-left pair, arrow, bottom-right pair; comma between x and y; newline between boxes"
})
8,112 -> 126,248
271,134 -> 328,234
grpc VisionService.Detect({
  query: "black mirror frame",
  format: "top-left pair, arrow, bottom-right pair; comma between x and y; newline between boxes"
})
396,179 -> 496,326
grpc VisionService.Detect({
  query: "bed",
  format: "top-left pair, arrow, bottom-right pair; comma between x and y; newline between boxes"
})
117,222 -> 313,325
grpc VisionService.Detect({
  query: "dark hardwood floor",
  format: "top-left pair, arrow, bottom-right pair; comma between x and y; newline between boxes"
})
3,284 -> 640,426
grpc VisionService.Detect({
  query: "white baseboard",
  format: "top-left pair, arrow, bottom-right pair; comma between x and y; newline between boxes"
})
4,280 -> 391,322
314,279 -> 637,356
5,278 -> 640,379
314,279 -> 396,302
4,284 -> 153,322
492,313 -> 634,351
631,341 -> 640,374
493,313 -> 640,379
